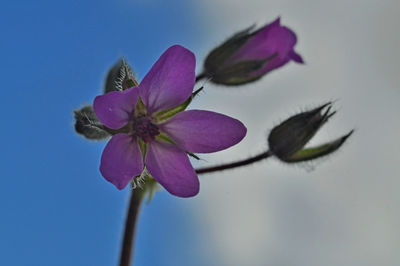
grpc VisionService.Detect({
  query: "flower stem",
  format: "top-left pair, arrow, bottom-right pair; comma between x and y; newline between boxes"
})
118,150 -> 271,265
195,150 -> 272,174
119,191 -> 143,266
195,72 -> 207,83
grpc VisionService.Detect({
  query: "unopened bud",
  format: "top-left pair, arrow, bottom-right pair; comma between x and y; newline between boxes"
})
202,18 -> 303,86
104,59 -> 139,93
74,105 -> 111,140
268,103 -> 352,162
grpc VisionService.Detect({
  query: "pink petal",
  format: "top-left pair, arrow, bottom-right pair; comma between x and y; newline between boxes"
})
160,110 -> 247,153
139,45 -> 195,114
100,133 -> 144,190
145,141 -> 199,197
93,87 -> 139,130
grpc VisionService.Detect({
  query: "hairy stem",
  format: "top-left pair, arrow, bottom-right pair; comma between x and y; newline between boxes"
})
196,150 -> 272,174
119,191 -> 143,266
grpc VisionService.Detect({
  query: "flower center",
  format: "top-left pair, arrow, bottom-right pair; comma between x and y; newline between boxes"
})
131,115 -> 160,143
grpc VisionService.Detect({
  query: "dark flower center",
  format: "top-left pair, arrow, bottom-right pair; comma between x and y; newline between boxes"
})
131,115 -> 160,143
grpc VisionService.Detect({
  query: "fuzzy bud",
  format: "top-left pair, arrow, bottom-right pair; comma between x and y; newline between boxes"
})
268,103 -> 353,162
104,59 -> 139,93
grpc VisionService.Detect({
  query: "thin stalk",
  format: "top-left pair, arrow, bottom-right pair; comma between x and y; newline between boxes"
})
118,150 -> 272,265
119,191 -> 143,266
196,150 -> 272,174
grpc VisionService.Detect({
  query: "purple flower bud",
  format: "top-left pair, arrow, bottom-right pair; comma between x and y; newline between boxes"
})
202,17 -> 304,86
268,103 -> 352,162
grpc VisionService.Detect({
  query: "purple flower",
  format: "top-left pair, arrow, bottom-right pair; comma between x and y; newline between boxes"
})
93,45 -> 247,197
203,17 -> 304,85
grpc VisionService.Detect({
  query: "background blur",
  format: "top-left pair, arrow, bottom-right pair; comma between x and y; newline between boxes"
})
1,0 -> 399,265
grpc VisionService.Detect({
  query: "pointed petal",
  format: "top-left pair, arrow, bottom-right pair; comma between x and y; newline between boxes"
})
139,45 -> 195,114
230,18 -> 286,61
160,110 -> 247,153
100,133 -> 144,190
289,50 -> 304,64
145,141 -> 199,197
229,18 -> 301,76
93,86 -> 139,129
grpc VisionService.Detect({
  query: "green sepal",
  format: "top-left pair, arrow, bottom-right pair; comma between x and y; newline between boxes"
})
284,130 -> 354,163
155,132 -> 176,144
74,105 -> 111,140
211,54 -> 277,86
156,133 -> 200,160
144,178 -> 160,203
268,102 -> 334,160
137,138 -> 147,161
134,97 -> 147,116
153,87 -> 203,122
204,25 -> 256,73
130,168 -> 161,203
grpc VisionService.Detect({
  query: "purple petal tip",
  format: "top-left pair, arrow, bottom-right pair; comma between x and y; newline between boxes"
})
266,17 -> 280,28
290,50 -> 304,64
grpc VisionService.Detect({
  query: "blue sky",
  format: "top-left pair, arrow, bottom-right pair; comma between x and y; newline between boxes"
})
0,1 -> 211,265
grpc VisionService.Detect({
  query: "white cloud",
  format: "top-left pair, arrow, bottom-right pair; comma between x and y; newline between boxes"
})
191,0 -> 400,265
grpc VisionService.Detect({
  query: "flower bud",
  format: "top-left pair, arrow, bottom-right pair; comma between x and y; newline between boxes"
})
202,17 -> 303,86
268,103 -> 352,162
104,59 -> 139,93
74,105 -> 111,140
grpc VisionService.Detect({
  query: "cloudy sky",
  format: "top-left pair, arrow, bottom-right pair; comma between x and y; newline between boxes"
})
1,0 -> 399,265
191,0 -> 400,265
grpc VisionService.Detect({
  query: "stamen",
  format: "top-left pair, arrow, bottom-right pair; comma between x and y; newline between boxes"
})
131,116 -> 160,143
